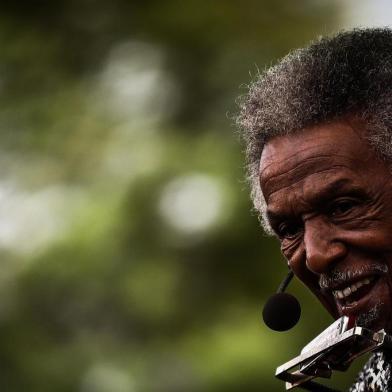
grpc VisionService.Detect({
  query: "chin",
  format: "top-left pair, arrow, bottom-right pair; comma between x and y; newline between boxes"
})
355,303 -> 390,332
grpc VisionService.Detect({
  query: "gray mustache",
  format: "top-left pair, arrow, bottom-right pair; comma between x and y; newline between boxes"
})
319,264 -> 388,289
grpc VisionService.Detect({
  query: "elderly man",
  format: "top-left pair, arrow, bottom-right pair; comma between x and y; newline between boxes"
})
238,28 -> 392,391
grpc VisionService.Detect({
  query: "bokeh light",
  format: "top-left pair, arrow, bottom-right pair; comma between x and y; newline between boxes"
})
159,174 -> 226,235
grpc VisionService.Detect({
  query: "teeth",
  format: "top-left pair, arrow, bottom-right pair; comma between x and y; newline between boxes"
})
337,291 -> 344,299
343,287 -> 351,296
333,277 -> 374,300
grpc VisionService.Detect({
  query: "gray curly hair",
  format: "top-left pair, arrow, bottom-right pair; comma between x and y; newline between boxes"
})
237,28 -> 392,234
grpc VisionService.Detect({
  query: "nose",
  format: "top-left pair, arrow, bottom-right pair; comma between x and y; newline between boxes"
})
303,217 -> 347,275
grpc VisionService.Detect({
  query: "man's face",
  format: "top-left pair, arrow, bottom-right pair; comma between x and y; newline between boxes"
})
259,119 -> 392,331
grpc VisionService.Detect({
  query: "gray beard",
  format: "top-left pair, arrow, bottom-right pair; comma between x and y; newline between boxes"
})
356,303 -> 384,330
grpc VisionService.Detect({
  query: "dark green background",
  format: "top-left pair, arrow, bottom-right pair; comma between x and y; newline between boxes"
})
0,2 -> 368,391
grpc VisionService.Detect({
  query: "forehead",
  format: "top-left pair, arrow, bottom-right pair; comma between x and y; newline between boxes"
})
259,121 -> 383,203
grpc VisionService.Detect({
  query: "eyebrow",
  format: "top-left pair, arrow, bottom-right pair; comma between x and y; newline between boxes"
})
266,177 -> 366,224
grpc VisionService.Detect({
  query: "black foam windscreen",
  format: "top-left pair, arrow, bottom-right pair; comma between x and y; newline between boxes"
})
262,292 -> 301,331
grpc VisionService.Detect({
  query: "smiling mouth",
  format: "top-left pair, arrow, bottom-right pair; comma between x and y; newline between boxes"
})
332,276 -> 377,303
329,274 -> 383,316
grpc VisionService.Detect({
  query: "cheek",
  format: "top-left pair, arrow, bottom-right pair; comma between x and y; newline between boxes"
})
342,228 -> 392,255
282,241 -> 308,278
350,194 -> 392,244
293,267 -> 339,318
284,245 -> 319,296
284,243 -> 339,318
291,262 -> 319,293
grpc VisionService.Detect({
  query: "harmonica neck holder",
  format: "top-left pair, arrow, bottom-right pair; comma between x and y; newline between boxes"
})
275,315 -> 392,391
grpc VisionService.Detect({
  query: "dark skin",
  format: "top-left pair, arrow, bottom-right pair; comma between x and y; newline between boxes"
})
259,119 -> 392,332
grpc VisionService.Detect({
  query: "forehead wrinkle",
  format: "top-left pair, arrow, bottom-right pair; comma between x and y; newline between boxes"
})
260,150 -> 360,181
261,160 -> 352,202
259,142 -> 341,173
258,126 -> 364,170
266,175 -> 357,218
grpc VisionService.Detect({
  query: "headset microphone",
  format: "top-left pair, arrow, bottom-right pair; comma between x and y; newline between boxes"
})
262,270 -> 301,331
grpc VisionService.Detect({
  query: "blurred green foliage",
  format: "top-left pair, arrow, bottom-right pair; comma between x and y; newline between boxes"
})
0,1 -> 368,391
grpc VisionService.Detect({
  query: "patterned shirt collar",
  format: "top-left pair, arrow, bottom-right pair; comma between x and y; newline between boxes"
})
350,351 -> 392,392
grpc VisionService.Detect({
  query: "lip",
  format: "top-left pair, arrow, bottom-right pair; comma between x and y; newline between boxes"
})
335,275 -> 383,316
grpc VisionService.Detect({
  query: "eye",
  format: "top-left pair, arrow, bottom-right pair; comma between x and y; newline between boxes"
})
277,221 -> 302,239
328,198 -> 358,217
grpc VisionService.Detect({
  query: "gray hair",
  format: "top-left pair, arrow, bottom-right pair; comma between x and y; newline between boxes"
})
237,28 -> 392,234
